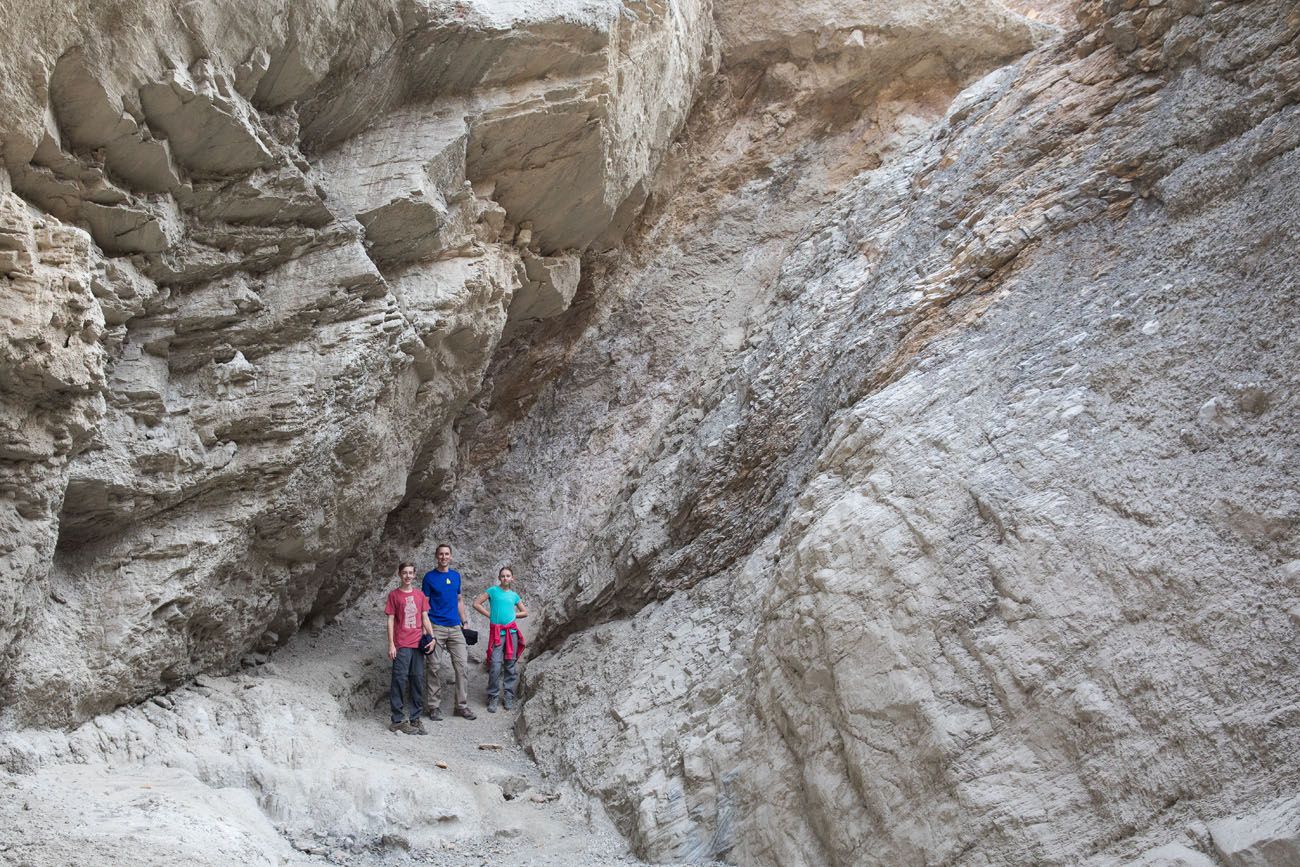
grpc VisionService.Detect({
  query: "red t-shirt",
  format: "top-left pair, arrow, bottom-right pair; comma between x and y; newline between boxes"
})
385,588 -> 429,649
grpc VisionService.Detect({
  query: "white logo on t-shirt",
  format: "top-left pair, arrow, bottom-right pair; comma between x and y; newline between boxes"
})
403,594 -> 417,629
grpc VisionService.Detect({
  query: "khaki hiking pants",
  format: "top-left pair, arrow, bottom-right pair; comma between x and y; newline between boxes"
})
425,624 -> 469,709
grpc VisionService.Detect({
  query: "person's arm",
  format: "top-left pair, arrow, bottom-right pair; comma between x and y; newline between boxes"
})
458,592 -> 468,627
386,614 -> 397,660
472,592 -> 490,620
422,611 -> 435,637
514,598 -> 528,619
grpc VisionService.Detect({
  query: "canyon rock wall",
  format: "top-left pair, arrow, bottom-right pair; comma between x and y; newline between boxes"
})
418,0 -> 1300,864
0,0 -> 712,728
737,4 -> 1300,859
2,1 -> 1298,866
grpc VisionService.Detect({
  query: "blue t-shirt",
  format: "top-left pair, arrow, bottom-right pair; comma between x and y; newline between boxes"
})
485,586 -> 521,625
422,568 -> 462,626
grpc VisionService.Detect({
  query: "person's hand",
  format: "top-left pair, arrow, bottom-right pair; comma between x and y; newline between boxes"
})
388,643 -> 397,660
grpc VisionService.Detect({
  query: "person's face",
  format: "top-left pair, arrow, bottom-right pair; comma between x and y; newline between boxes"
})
436,547 -> 452,569
499,570 -> 514,588
399,566 -> 416,587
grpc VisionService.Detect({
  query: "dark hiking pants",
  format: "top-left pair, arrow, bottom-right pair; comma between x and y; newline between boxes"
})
390,646 -> 425,723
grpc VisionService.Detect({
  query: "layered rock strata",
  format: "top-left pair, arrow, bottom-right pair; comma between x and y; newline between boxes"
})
0,0 -> 710,728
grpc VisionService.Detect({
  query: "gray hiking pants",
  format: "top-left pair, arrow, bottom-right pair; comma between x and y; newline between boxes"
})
487,641 -> 518,704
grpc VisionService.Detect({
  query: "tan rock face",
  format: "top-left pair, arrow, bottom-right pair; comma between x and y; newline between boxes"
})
2,0 -> 1299,865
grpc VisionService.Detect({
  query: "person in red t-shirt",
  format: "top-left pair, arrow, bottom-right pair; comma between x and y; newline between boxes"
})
385,561 -> 435,735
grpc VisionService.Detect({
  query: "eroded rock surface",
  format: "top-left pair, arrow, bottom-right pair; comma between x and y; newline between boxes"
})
0,0 -> 709,728
401,0 -> 1300,864
2,0 -> 1299,866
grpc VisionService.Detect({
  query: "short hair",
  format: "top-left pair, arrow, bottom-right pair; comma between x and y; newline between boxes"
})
435,543 -> 452,555
498,565 -> 514,578
397,561 -> 416,573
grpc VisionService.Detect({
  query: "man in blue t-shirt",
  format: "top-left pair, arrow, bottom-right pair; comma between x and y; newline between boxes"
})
421,543 -> 475,721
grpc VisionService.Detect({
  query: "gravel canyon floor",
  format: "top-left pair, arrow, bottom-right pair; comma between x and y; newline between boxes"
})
0,608 -> 710,867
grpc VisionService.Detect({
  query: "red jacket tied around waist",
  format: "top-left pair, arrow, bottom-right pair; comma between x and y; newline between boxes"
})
487,622 -> 525,663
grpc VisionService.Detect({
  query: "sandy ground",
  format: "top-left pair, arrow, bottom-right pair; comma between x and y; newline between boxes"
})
0,605 -> 714,867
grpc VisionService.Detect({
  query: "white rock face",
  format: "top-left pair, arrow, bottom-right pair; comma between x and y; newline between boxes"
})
464,0 -> 715,251
3,0 -> 1300,865
1209,796 -> 1300,866
314,105 -> 475,266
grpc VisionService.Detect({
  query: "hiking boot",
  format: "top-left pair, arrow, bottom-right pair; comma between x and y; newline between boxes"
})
427,707 -> 444,722
389,720 -> 411,734
503,695 -> 514,711
486,700 -> 498,713
406,720 -> 429,736
454,704 -> 477,720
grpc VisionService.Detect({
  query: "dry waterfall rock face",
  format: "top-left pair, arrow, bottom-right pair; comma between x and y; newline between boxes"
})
1,0 -> 1299,866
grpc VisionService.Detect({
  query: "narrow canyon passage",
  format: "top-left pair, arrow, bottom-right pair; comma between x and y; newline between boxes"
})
3,1 -> 1300,866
